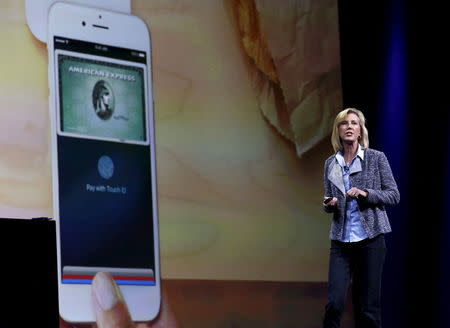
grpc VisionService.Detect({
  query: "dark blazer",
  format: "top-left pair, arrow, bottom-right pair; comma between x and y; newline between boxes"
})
323,148 -> 400,240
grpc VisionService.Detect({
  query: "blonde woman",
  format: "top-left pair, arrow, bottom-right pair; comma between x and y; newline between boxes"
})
322,108 -> 400,328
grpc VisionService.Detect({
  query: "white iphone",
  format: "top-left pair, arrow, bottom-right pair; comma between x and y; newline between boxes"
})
47,2 -> 160,324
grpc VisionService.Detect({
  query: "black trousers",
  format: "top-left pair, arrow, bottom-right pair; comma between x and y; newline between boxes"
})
323,234 -> 386,328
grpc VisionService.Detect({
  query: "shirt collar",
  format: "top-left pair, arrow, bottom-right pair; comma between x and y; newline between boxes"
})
335,144 -> 365,165
357,145 -> 365,160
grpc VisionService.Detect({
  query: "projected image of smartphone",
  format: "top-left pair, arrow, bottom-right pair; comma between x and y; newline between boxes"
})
47,2 -> 160,323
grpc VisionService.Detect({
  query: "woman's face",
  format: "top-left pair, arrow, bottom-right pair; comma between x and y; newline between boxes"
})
338,113 -> 361,146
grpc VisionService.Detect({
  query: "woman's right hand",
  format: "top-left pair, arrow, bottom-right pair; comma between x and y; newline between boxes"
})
323,197 -> 337,207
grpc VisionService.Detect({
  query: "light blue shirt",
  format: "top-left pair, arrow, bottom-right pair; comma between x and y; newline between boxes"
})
335,146 -> 368,242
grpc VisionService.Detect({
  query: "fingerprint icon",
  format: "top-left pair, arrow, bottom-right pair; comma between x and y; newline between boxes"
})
98,155 -> 114,179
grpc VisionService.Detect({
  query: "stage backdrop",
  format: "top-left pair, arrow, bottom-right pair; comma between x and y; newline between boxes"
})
1,0 -> 343,326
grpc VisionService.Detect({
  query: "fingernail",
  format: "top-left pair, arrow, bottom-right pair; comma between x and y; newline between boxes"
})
92,272 -> 120,311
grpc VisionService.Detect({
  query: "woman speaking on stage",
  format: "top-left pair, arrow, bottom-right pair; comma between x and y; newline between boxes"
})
322,108 -> 400,328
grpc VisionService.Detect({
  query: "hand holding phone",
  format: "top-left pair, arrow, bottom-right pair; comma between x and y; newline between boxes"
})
91,273 -> 179,328
59,273 -> 180,328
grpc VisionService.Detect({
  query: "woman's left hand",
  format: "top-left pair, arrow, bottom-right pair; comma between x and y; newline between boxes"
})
346,187 -> 367,199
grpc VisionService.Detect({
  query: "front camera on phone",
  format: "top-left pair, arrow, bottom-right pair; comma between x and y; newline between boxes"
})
82,21 -> 86,26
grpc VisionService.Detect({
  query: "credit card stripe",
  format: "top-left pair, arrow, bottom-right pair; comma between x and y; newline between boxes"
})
63,274 -> 154,281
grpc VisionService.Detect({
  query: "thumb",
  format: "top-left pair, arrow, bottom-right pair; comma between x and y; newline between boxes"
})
92,272 -> 134,328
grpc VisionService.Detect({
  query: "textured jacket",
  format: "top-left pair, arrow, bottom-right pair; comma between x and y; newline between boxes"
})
323,148 -> 400,240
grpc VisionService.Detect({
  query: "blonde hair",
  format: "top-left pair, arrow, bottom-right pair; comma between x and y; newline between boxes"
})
331,108 -> 369,153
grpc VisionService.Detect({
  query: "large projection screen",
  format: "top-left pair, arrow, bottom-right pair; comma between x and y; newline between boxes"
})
0,0 -> 341,284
